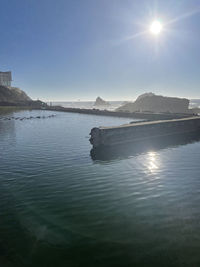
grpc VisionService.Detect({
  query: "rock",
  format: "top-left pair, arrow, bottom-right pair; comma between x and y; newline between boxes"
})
116,92 -> 191,114
0,86 -> 31,102
94,97 -> 110,107
0,85 -> 47,108
190,108 -> 200,114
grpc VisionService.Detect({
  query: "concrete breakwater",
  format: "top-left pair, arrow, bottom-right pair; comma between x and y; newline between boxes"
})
45,106 -> 194,121
90,116 -> 200,148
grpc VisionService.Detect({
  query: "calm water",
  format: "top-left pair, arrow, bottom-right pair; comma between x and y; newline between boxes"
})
1,109 -> 200,267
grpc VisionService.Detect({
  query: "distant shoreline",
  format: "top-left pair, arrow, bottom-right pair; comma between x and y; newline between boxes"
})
44,106 -> 195,121
0,105 -> 198,121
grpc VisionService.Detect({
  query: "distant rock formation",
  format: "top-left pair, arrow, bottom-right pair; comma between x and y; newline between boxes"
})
0,85 -> 46,107
94,97 -> 110,107
116,92 -> 191,114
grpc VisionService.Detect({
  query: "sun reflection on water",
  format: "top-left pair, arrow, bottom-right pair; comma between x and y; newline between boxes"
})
147,151 -> 159,173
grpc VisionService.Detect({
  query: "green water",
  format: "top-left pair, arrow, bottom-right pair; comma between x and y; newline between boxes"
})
1,109 -> 200,267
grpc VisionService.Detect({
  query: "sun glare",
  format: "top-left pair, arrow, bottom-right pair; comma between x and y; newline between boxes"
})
150,20 -> 163,35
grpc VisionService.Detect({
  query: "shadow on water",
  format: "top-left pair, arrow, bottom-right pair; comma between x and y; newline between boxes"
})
90,132 -> 200,161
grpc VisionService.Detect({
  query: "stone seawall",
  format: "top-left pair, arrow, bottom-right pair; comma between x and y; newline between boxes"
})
46,106 -> 194,121
90,117 -> 200,148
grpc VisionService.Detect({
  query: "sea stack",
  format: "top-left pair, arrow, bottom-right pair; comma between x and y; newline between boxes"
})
94,97 -> 110,108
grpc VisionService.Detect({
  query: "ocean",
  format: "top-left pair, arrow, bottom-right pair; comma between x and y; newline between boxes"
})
52,99 -> 200,110
1,108 -> 200,266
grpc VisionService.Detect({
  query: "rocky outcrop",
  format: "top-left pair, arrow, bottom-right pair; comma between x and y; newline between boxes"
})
116,93 -> 190,114
190,108 -> 200,114
0,86 -> 31,103
94,97 -> 110,107
0,85 -> 46,107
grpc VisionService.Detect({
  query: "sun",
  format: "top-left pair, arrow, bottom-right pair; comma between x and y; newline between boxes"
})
150,20 -> 163,35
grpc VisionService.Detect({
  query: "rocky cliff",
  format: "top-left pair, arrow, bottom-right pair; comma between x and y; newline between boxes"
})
0,85 -> 46,107
116,93 -> 190,114
0,85 -> 31,103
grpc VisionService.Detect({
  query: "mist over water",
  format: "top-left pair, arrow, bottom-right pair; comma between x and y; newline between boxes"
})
1,109 -> 200,266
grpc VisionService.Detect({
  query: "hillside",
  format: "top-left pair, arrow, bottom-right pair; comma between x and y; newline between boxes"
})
0,85 -> 31,103
0,85 -> 47,108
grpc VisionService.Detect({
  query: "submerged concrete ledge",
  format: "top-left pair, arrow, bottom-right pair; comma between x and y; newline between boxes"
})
90,116 -> 200,148
45,106 -> 194,121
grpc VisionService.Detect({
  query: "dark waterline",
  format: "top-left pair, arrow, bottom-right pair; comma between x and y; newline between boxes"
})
1,109 -> 200,267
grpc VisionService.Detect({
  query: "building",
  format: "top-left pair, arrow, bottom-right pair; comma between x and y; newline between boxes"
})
0,71 -> 12,87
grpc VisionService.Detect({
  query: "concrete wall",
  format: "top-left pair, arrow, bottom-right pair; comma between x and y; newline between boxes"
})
46,106 -> 194,121
90,117 -> 200,148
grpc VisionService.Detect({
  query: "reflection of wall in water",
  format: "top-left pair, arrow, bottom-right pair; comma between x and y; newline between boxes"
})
90,132 -> 200,161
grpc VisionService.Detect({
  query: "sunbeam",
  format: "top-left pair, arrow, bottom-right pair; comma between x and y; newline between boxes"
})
166,6 -> 200,25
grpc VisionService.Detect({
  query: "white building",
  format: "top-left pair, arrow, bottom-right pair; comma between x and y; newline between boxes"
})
0,71 -> 12,87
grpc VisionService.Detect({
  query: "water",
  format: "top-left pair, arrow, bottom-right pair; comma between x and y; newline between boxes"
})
190,99 -> 200,108
1,108 -> 200,266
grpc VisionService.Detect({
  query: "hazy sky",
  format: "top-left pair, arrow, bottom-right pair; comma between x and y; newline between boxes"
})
0,0 -> 200,101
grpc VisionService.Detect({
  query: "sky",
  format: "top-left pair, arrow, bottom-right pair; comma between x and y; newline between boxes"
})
0,0 -> 200,101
